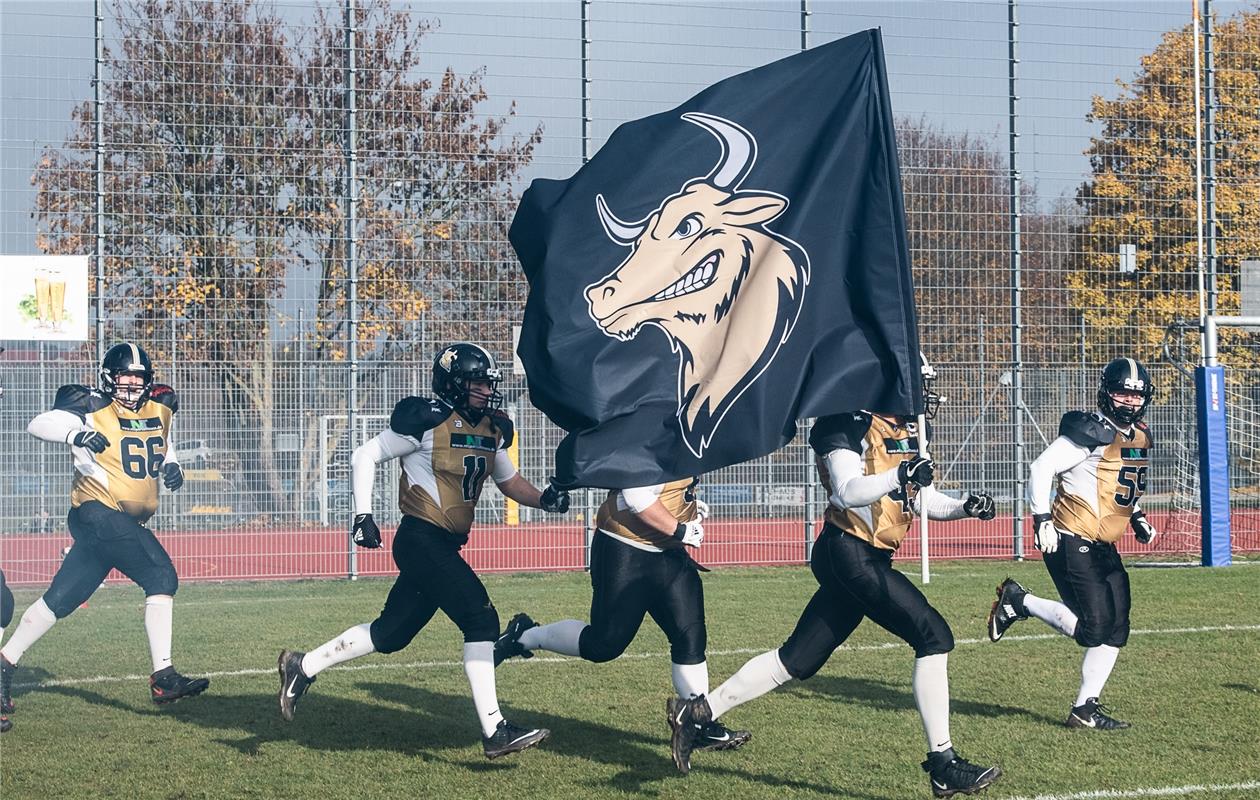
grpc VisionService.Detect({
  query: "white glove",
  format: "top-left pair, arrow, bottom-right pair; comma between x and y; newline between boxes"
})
674,519 -> 704,548
1033,513 -> 1058,554
693,499 -> 710,521
1131,511 -> 1157,545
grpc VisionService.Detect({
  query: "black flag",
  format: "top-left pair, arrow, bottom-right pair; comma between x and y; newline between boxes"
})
511,29 -> 921,489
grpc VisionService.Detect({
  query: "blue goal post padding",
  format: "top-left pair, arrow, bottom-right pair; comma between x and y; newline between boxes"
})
1195,366 -> 1231,567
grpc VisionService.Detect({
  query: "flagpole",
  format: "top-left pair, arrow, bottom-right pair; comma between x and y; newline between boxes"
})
918,412 -> 930,584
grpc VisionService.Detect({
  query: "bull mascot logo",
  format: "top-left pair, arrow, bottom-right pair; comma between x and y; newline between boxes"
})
586,113 -> 811,458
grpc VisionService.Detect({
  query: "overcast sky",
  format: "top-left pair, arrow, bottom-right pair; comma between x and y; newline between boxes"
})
0,0 -> 1240,255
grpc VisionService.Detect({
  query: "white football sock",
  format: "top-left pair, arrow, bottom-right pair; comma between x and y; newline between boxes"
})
707,649 -> 792,720
914,653 -> 952,753
1075,644 -> 1120,706
1023,592 -> 1078,638
300,623 -> 376,678
0,597 -> 58,665
144,594 -> 174,673
464,641 -> 505,737
671,661 -> 709,698
518,619 -> 585,657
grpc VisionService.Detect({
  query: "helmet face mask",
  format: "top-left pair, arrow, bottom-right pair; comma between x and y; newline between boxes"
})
920,352 -> 943,420
432,343 -> 503,421
1097,357 -> 1153,425
100,343 -> 154,410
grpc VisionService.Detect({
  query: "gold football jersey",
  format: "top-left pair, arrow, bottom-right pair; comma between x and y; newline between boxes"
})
1052,412 -> 1153,543
812,412 -> 920,551
391,397 -> 513,537
596,478 -> 699,551
56,384 -> 177,522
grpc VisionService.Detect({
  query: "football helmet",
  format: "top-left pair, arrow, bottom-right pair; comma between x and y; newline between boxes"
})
1097,357 -> 1153,425
100,342 -> 154,410
432,343 -> 502,421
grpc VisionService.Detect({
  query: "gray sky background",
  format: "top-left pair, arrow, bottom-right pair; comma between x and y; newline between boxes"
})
0,0 -> 1247,255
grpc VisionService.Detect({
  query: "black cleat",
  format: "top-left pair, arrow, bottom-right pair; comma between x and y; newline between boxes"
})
278,649 -> 315,721
1066,697 -> 1130,730
666,694 -> 712,774
149,666 -> 210,705
482,719 -> 549,759
923,748 -> 1002,798
0,656 -> 13,715
987,578 -> 1029,642
0,715 -> 10,733
694,719 -> 751,752
494,612 -> 539,667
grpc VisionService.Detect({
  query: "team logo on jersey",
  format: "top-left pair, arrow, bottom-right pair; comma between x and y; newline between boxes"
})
450,433 -> 496,452
1121,447 -> 1149,461
123,417 -> 162,432
883,437 -> 919,455
585,113 -> 810,458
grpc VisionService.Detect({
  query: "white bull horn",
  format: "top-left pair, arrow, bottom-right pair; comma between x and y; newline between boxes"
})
682,112 -> 756,190
596,193 -> 648,245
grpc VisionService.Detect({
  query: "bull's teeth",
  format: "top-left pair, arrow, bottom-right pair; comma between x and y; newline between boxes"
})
703,264 -> 714,281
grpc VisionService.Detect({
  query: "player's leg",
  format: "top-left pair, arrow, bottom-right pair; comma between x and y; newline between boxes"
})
1066,545 -> 1130,730
505,532 -> 648,665
1016,546 -> 1081,638
408,520 -> 547,758
0,568 -> 17,732
1,507 -> 112,717
279,519 -> 436,721
820,532 -> 1000,797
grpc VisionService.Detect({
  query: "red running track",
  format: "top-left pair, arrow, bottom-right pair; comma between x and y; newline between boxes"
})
3,510 -> 1257,587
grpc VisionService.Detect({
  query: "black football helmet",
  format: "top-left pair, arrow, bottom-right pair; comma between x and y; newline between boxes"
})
921,352 -> 944,420
1097,357 -> 1153,425
432,343 -> 502,421
100,342 -> 155,410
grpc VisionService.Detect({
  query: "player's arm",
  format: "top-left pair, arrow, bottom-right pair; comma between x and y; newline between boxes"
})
811,414 -> 930,508
27,385 -> 108,451
621,485 -> 703,547
1028,418 -> 1096,552
150,384 -> 184,489
489,412 -> 568,512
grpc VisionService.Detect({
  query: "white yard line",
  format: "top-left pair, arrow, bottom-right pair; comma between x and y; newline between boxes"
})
13,623 -> 1260,690
997,779 -> 1260,800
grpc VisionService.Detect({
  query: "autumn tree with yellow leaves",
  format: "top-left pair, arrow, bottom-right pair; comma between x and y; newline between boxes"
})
33,0 -> 540,517
1070,8 -> 1260,366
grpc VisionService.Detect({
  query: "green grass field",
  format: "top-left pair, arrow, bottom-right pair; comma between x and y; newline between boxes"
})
1,560 -> 1258,800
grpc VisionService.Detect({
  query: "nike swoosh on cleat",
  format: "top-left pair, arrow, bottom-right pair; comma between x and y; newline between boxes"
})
286,677 -> 300,698
707,732 -> 730,742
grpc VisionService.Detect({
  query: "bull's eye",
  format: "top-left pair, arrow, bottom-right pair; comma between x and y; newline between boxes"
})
671,214 -> 702,239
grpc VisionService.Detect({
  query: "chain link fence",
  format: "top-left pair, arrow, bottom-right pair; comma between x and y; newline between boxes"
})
3,0 -> 1258,584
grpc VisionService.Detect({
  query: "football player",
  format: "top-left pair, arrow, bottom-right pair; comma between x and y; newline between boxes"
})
276,343 -> 570,760
987,357 -> 1156,731
494,477 -> 751,755
1,343 -> 208,721
1,568 -> 13,733
667,356 -> 1002,797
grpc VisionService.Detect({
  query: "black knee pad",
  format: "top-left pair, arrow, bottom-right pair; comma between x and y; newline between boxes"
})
668,620 -> 706,665
1,581 -> 13,629
1073,611 -> 1115,649
42,586 -> 84,620
913,615 -> 955,658
140,567 -> 179,598
778,637 -> 828,681
1104,619 -> 1130,648
369,619 -> 412,654
578,627 -> 632,663
459,606 -> 500,644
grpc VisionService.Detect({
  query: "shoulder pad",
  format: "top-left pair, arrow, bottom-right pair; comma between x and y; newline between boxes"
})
149,384 -> 179,412
489,409 -> 515,448
809,412 -> 871,455
390,396 -> 449,439
52,384 -> 110,420
1135,420 -> 1154,449
1058,410 -> 1114,449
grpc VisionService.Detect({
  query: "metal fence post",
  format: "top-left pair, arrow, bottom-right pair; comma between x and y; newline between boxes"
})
345,0 -> 359,580
1008,0 -> 1026,561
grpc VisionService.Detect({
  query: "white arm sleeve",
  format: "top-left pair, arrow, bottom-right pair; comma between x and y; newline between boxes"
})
1028,436 -> 1092,515
352,428 -> 421,515
621,484 -> 664,514
823,449 -> 900,509
164,416 -> 180,467
491,448 -> 517,483
912,486 -> 969,521
27,409 -> 88,444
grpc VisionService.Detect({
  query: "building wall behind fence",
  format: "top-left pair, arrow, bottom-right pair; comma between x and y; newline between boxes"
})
3,1 -> 1258,585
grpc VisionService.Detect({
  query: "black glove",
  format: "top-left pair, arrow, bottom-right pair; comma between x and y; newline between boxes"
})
352,513 -> 382,549
963,492 -> 996,520
162,462 -> 184,490
1131,510 -> 1157,545
72,431 -> 109,453
539,479 -> 570,514
896,456 -> 934,488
